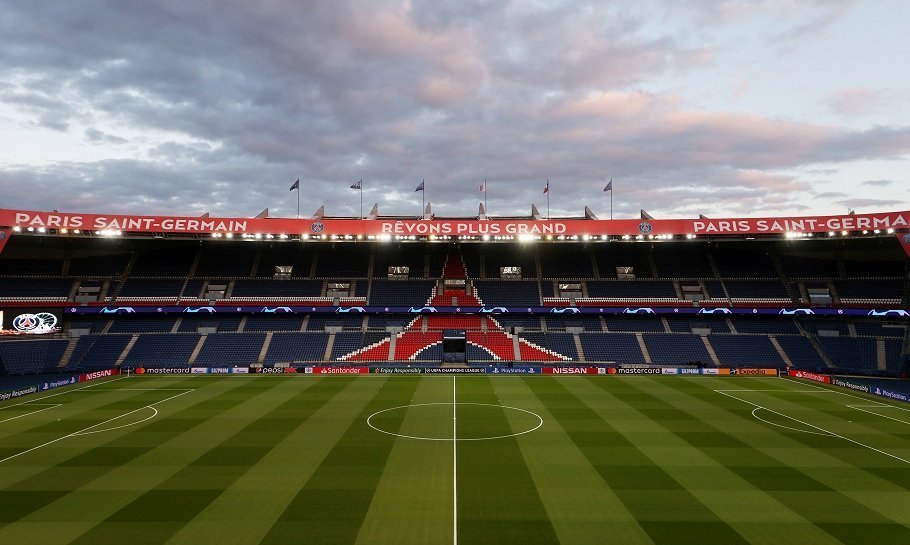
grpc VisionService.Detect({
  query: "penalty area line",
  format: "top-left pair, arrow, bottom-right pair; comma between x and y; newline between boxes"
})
717,389 -> 910,466
0,388 -> 194,465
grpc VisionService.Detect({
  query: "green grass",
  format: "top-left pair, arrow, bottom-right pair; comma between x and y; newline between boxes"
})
1,374 -> 909,545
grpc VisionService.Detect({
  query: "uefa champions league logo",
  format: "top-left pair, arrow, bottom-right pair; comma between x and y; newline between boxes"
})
310,221 -> 325,233
638,222 -> 653,234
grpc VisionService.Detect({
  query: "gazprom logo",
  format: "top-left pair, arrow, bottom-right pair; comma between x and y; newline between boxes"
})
638,222 -> 653,234
311,221 -> 325,233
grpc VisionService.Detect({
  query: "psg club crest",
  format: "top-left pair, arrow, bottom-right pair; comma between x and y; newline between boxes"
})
638,221 -> 653,234
310,221 -> 325,233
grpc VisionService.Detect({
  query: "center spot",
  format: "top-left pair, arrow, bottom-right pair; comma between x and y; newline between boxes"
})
367,402 -> 543,441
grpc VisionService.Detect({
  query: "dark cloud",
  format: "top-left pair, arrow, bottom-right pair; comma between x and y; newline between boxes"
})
0,0 -> 907,221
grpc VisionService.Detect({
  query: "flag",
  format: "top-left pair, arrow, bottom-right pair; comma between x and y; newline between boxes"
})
289,178 -> 299,191
604,179 -> 613,192
350,179 -> 362,190
415,180 -> 425,192
479,180 -> 486,192
543,180 -> 549,194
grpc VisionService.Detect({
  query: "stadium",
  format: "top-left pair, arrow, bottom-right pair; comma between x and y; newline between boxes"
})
1,204 -> 909,544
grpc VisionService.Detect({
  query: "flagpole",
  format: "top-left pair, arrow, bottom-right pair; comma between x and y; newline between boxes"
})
610,181 -> 613,220
422,178 -> 425,218
547,179 -> 550,220
297,185 -> 300,219
484,179 -> 488,213
360,179 -> 363,219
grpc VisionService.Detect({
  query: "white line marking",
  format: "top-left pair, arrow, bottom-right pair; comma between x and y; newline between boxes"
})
0,404 -> 61,423
749,407 -> 833,436
366,402 -> 543,441
717,389 -> 910,465
0,388 -> 193,464
0,375 -> 130,410
452,375 -> 457,545
716,389 -> 837,393
780,376 -> 895,406
72,407 -> 159,436
848,405 -> 910,425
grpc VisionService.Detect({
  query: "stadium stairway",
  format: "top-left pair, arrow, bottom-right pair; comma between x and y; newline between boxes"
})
338,249 -> 569,363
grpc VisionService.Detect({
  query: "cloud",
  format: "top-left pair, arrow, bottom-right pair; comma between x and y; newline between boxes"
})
861,179 -> 892,187
828,88 -> 885,117
0,0 -> 907,221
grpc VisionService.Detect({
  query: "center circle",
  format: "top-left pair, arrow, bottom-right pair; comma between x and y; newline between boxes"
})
367,402 -> 543,441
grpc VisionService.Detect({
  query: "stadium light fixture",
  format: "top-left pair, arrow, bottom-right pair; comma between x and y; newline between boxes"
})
60,228 -> 68,234
12,226 -> 21,232
225,233 -> 234,238
873,229 -> 881,234
73,229 -> 80,234
280,234 -> 288,239
862,230 -> 869,235
828,231 -> 836,237
840,230 -> 848,236
254,233 -> 263,239
482,234 -> 490,241
37,227 -> 46,233
27,227 -> 34,232
886,228 -> 895,234
622,235 -> 630,240
518,233 -> 535,243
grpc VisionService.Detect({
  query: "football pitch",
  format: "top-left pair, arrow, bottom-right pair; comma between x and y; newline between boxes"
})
1,374 -> 909,545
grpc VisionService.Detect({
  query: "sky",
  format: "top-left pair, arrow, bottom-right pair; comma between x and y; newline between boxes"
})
0,0 -> 908,220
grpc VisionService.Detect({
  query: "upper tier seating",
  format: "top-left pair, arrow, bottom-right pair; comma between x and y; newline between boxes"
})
231,279 -> 323,298
131,247 -> 197,276
652,246 -> 714,278
473,280 -> 540,306
595,246 -> 653,279
368,280 -> 435,307
313,246 -> 369,277
586,281 -> 677,299
539,246 -> 594,278
0,278 -> 72,299
195,245 -> 257,277
372,244 -> 429,278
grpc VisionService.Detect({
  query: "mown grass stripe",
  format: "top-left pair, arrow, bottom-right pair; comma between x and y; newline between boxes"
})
610,376 -> 910,545
163,376 -> 391,545
62,376 -> 357,545
456,376 -> 560,545
524,377 -> 751,545
258,375 -> 419,545
354,376 -> 454,545
490,376 -> 654,545
0,377 -> 214,520
0,377 -> 289,545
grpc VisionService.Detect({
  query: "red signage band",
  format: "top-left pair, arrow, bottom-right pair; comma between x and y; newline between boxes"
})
1,208 -> 908,237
